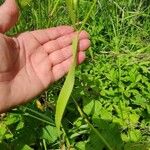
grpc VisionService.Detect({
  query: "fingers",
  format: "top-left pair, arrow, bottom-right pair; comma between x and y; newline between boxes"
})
30,26 -> 75,44
49,39 -> 90,66
43,30 -> 89,53
32,29 -> 90,82
0,0 -> 19,33
52,52 -> 86,81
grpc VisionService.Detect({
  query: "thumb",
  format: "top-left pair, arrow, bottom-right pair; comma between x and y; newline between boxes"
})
0,0 -> 19,33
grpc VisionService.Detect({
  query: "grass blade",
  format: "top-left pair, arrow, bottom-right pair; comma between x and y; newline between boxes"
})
24,113 -> 54,126
79,0 -> 97,31
55,35 -> 78,131
50,0 -> 60,16
23,106 -> 55,126
65,0 -> 76,27
55,0 -> 96,132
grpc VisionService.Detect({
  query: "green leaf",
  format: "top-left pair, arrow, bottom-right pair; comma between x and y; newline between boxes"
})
65,0 -> 77,26
55,0 -> 97,132
0,124 -> 7,141
55,35 -> 78,131
129,129 -> 142,142
4,133 -> 13,139
18,0 -> 31,7
21,145 -> 33,150
41,125 -> 58,144
86,131 -> 105,150
93,100 -> 102,118
124,143 -> 149,150
75,141 -> 87,150
4,114 -> 21,125
83,98 -> 95,115
100,109 -> 112,120
129,113 -> 139,126
74,100 -> 113,150
16,121 -> 24,131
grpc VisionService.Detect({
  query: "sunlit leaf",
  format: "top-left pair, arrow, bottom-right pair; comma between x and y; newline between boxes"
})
55,35 -> 78,131
18,0 -> 31,7
65,0 -> 76,26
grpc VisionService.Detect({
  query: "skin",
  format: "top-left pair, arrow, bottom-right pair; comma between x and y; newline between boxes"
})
0,0 -> 90,113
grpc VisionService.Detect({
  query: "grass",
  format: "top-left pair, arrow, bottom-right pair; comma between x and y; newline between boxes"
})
55,0 -> 97,132
0,0 -> 150,150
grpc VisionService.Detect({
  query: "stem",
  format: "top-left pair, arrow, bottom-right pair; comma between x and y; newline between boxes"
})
43,139 -> 47,150
62,126 -> 71,147
74,100 -> 113,150
23,106 -> 55,126
24,113 -> 54,126
50,0 -> 60,16
79,0 -> 97,31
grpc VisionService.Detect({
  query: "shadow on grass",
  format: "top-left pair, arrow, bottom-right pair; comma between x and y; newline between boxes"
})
83,118 -> 149,150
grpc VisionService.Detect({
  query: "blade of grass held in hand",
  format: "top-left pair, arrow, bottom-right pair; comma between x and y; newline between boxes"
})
55,35 -> 78,130
55,0 -> 96,132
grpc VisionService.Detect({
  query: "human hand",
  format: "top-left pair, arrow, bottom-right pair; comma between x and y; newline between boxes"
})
0,0 -> 90,113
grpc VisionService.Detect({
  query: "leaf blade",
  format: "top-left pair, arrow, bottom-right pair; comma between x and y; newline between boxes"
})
65,0 -> 76,27
55,35 -> 78,131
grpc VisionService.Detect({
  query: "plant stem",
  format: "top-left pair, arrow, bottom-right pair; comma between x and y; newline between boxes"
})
50,0 -> 60,16
24,113 -> 54,126
79,0 -> 97,31
23,106 -> 55,126
43,139 -> 47,150
74,99 -> 113,150
62,126 -> 71,147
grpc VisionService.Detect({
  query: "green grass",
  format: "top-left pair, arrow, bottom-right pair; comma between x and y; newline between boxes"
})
0,0 -> 150,150
55,0 -> 97,133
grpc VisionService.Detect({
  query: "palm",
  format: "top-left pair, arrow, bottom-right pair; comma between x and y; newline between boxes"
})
0,0 -> 90,112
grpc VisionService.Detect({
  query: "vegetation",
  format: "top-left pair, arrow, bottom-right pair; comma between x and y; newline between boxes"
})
0,0 -> 150,149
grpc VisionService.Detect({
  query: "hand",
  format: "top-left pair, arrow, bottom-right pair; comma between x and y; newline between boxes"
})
0,0 -> 90,113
